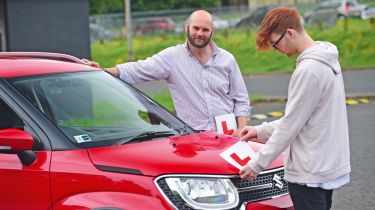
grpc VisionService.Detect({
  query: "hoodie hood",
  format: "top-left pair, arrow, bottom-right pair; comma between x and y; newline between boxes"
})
297,41 -> 341,74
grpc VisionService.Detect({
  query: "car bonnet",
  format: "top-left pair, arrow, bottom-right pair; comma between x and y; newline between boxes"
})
87,131 -> 284,176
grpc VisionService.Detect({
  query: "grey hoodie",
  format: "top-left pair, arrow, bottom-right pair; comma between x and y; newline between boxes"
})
249,41 -> 351,184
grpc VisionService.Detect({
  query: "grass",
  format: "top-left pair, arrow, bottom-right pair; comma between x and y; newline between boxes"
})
308,19 -> 375,69
91,18 -> 375,111
92,18 -> 375,75
150,92 -> 175,111
362,0 -> 375,7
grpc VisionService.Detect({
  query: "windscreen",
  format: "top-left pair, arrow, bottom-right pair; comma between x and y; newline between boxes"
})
9,71 -> 191,147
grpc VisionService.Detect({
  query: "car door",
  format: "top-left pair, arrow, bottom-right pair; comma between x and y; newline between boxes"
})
0,92 -> 52,209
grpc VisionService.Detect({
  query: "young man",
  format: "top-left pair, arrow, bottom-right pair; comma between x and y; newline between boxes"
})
83,10 -> 250,134
239,7 -> 350,210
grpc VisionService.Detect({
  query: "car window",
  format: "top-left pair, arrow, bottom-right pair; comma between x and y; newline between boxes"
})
9,71 -> 191,147
0,99 -> 24,130
0,97 -> 45,150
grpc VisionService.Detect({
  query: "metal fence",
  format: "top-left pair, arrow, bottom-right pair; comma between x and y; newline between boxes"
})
132,5 -> 250,18
89,5 -> 251,41
89,5 -> 249,29
89,3 -> 323,41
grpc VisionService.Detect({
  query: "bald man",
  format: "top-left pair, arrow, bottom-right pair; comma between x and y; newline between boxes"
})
83,10 -> 250,133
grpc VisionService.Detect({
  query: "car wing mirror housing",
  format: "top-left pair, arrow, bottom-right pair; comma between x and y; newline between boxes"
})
0,128 -> 37,165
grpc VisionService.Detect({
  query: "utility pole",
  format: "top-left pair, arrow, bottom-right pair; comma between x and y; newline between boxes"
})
124,0 -> 134,61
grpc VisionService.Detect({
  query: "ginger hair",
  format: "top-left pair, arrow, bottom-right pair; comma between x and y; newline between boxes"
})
256,6 -> 303,51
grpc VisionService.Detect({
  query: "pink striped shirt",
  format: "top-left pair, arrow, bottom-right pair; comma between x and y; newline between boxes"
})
117,41 -> 250,130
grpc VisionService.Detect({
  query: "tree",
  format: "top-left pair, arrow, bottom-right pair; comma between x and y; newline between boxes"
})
89,0 -> 124,14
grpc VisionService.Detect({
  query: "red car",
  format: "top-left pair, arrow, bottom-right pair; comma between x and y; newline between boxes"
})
135,17 -> 176,34
0,52 -> 293,210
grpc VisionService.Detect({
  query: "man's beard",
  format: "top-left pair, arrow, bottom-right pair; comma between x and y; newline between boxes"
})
186,28 -> 213,48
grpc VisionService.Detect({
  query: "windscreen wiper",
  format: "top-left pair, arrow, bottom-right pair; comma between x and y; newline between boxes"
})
117,131 -> 176,145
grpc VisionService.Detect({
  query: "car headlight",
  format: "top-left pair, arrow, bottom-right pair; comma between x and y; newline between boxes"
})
165,177 -> 239,209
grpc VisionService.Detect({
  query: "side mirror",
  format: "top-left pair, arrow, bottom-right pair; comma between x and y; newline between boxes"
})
0,128 -> 36,165
0,128 -> 34,151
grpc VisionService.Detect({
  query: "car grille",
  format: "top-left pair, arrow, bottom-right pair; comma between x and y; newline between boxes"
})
231,167 -> 289,204
156,167 -> 289,210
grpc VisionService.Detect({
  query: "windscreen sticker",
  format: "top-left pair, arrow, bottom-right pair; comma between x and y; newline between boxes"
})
74,134 -> 92,143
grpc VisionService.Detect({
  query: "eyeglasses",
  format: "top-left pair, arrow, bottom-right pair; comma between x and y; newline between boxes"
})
271,31 -> 287,50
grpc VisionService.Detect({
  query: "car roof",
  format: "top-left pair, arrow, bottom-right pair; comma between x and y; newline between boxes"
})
318,1 -> 341,7
0,52 -> 99,78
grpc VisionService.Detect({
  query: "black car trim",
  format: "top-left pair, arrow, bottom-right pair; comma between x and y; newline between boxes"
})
95,164 -> 143,175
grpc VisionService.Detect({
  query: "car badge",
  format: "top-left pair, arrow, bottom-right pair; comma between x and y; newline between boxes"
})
273,174 -> 284,191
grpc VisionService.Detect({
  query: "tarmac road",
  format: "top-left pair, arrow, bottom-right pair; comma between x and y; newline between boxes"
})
250,101 -> 375,210
135,69 -> 375,98
333,101 -> 375,210
244,69 -> 375,98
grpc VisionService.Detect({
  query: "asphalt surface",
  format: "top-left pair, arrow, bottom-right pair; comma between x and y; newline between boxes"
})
250,101 -> 375,210
333,101 -> 375,210
245,69 -> 375,98
135,69 -> 375,99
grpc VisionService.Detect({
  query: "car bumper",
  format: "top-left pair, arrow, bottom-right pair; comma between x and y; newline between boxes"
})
243,194 -> 293,210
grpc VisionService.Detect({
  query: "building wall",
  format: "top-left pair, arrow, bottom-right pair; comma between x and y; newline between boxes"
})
0,0 -> 6,52
5,0 -> 90,58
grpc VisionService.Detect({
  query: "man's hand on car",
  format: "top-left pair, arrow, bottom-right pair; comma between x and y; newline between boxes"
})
232,129 -> 241,137
239,164 -> 258,180
239,126 -> 257,141
82,58 -> 101,68
82,59 -> 120,77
